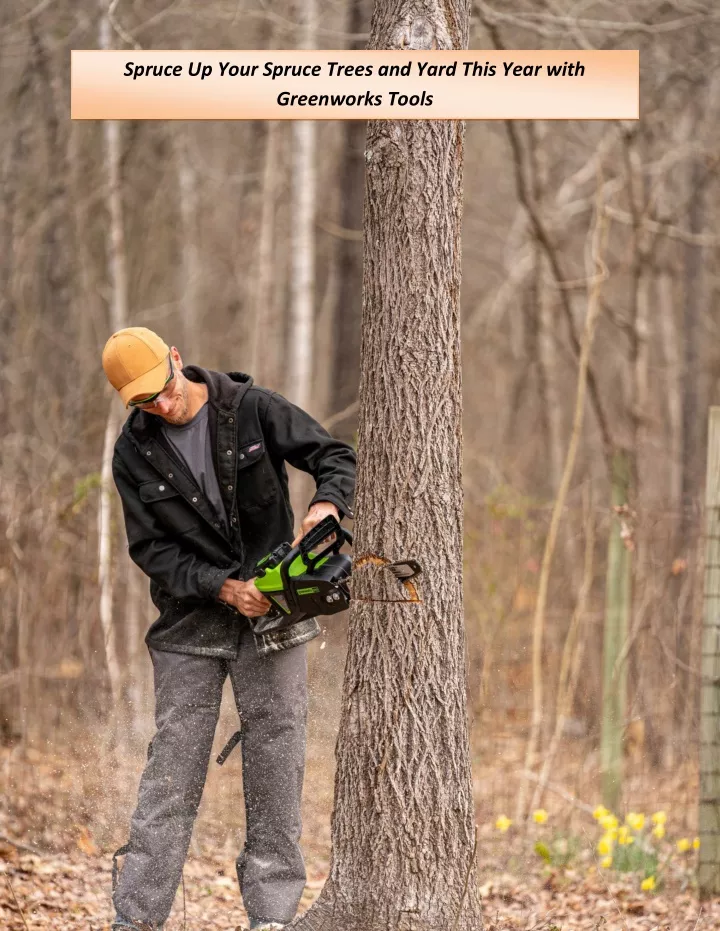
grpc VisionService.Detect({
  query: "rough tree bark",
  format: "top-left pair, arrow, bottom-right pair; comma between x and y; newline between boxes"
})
293,3 -> 481,930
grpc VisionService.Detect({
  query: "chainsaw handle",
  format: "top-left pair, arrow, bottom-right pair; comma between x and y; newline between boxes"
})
298,515 -> 350,555
298,515 -> 352,572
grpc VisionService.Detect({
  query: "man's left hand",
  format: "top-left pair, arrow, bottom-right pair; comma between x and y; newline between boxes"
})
292,501 -> 341,546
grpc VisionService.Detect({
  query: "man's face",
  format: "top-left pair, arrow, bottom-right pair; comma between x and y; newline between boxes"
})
130,348 -> 192,424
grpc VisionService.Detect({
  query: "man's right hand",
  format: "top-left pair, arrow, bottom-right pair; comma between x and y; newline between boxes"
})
218,578 -> 271,617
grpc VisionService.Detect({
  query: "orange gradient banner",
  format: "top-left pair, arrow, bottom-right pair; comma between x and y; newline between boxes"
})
71,50 -> 639,121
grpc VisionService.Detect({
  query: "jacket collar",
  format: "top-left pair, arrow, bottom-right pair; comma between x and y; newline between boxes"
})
122,365 -> 254,447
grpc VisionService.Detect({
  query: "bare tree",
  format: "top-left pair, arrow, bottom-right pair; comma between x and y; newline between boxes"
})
294,2 -> 483,929
249,121 -> 280,380
288,0 -> 318,410
97,0 -> 128,706
175,129 -> 201,349
517,195 -> 609,822
329,0 -> 369,442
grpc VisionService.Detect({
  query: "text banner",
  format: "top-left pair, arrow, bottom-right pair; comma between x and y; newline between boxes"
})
71,50 -> 639,121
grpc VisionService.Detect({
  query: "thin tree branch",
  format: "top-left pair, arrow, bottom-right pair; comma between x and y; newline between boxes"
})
0,0 -> 56,34
4,874 -> 30,931
0,833 -> 45,857
323,399 -> 360,432
474,1 -> 719,37
107,0 -> 142,50
516,178 -> 610,824
478,11 -> 614,464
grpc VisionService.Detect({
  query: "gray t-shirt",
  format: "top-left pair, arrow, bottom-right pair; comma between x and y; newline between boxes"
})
162,403 -> 228,532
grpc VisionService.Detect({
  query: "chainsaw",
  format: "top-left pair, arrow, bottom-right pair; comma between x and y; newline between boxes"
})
249,514 -> 422,636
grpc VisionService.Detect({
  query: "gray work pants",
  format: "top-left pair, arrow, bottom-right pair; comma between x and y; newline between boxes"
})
114,628 -> 308,926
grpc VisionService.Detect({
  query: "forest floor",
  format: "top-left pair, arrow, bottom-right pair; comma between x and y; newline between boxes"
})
2,840 -> 719,931
1,739 -> 719,931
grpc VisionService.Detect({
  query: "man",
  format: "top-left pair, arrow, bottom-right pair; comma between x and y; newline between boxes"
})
102,327 -> 356,931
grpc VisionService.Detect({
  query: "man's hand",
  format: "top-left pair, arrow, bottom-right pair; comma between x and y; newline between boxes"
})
292,501 -> 341,546
218,578 -> 271,617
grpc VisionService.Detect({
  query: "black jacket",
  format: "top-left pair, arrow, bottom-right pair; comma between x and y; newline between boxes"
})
112,366 -> 356,658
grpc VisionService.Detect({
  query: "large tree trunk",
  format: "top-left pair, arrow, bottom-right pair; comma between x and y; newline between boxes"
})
329,0 -> 370,442
249,120 -> 280,380
600,448 -> 632,812
175,128 -> 201,350
699,407 -> 720,899
288,0 -> 317,410
98,1 -> 128,708
294,3 -> 481,930
675,148 -> 708,747
98,402 -> 122,705
288,0 -> 318,522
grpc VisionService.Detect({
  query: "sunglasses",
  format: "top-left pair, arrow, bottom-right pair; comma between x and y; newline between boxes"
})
129,355 -> 175,408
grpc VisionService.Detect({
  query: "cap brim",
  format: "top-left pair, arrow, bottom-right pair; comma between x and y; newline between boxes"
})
119,355 -> 170,407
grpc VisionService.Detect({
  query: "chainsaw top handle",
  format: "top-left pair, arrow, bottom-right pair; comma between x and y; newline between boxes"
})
298,514 -> 352,568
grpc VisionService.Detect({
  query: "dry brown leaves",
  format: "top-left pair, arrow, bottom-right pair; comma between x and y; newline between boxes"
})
477,869 -> 719,930
2,841 -> 719,930
1,744 -> 719,930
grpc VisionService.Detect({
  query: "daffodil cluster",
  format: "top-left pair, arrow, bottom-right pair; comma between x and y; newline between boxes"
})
491,803 -> 702,893
591,806 -> 701,893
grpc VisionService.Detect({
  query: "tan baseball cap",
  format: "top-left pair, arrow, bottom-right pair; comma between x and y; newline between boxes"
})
102,327 -> 171,407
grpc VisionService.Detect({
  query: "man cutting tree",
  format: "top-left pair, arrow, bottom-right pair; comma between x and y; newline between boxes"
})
102,327 -> 356,931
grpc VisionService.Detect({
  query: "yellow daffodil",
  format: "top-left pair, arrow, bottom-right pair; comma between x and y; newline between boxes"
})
618,825 -> 634,846
651,811 -> 667,826
677,838 -> 691,853
533,809 -> 549,825
652,824 -> 665,840
641,876 -> 656,892
626,812 -> 645,832
693,837 -> 700,850
597,835 -> 614,857
600,856 -> 613,869
599,813 -> 619,832
495,815 -> 512,832
593,805 -> 609,821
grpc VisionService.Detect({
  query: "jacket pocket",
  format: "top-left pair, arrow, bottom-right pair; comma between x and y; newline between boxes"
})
138,481 -> 196,533
236,440 -> 277,511
139,480 -> 181,503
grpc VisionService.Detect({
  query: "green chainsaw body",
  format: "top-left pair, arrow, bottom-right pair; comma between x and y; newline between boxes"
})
249,515 -> 422,637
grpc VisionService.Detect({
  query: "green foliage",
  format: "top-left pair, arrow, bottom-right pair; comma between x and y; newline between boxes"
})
72,472 -> 101,508
74,472 -> 102,499
484,483 -> 542,522
612,840 -> 658,878
533,834 -> 579,870
534,841 -> 552,863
